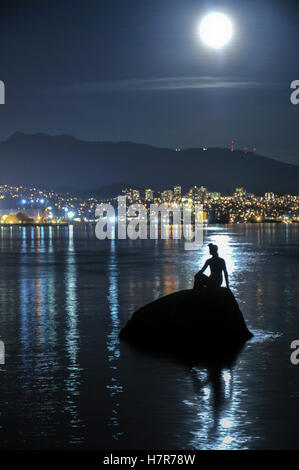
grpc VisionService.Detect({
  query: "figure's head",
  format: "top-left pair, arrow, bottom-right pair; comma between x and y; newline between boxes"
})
208,243 -> 218,256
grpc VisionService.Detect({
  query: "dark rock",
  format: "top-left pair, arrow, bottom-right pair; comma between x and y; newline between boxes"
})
120,288 -> 253,361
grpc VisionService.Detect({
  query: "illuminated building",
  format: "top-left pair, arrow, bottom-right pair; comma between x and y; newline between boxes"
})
145,189 -> 154,201
173,186 -> 181,201
208,192 -> 221,201
161,190 -> 173,202
234,187 -> 246,199
189,186 -> 207,204
132,190 -> 140,201
265,192 -> 275,201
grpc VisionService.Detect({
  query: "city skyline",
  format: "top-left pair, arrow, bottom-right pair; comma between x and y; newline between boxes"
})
0,182 -> 297,225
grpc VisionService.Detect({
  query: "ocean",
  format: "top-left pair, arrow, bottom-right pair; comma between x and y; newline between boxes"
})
0,223 -> 298,449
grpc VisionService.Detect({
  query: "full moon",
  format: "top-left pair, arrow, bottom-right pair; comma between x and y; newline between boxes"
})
199,12 -> 233,49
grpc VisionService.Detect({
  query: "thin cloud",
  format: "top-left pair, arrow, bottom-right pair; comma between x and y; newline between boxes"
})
55,76 -> 278,94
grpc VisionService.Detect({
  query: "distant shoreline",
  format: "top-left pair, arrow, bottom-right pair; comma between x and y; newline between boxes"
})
0,220 -> 296,227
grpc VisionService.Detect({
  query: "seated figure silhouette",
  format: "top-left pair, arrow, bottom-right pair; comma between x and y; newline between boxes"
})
194,243 -> 229,291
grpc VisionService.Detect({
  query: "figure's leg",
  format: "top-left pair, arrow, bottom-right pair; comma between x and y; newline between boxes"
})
193,273 -> 209,292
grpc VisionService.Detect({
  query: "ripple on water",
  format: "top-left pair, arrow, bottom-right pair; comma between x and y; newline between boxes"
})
249,330 -> 282,343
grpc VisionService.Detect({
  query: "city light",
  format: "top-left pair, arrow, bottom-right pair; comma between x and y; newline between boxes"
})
0,183 -> 297,226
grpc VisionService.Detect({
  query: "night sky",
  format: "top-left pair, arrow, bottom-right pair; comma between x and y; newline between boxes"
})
0,0 -> 299,163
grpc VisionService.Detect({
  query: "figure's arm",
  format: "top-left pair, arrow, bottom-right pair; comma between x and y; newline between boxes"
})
198,260 -> 209,275
223,261 -> 229,288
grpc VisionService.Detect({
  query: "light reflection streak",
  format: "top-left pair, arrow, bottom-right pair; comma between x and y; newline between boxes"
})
187,365 -> 257,449
40,226 -> 45,253
21,227 -> 27,253
64,224 -> 84,443
106,231 -> 124,440
46,239 -> 57,347
18,225 -> 83,444
0,226 -> 4,251
9,226 -> 13,250
183,228 -> 256,449
20,262 -> 31,359
48,226 -> 53,253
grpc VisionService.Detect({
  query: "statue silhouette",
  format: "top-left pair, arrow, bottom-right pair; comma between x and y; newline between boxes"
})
194,243 -> 229,291
120,244 -> 253,359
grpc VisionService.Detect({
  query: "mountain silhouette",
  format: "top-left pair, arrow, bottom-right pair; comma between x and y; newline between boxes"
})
0,132 -> 298,194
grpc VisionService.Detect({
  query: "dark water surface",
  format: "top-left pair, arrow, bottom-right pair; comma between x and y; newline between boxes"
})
0,224 -> 298,449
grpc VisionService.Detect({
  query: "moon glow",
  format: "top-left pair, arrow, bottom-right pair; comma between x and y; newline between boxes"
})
199,12 -> 233,49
